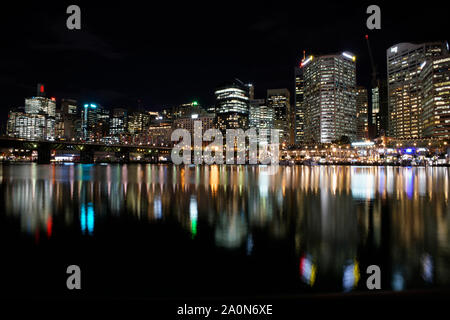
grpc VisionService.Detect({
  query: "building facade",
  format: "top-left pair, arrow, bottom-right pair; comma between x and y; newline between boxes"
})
81,103 -> 98,141
387,42 -> 449,139
302,52 -> 357,143
356,86 -> 369,140
215,80 -> 250,132
7,110 -> 46,140
249,98 -> 274,143
294,66 -> 305,145
420,54 -> 450,139
267,88 -> 291,146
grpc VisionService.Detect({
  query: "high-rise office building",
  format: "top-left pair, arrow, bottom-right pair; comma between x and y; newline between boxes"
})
248,84 -> 255,100
110,108 -> 128,137
24,89 -> 56,140
387,41 -> 449,139
95,107 -> 110,141
371,86 -> 380,136
60,99 -> 79,140
370,80 -> 388,138
25,96 -> 56,117
267,88 -> 290,146
128,111 -> 150,135
173,113 -> 216,136
82,103 -> 99,141
356,86 -> 369,140
249,98 -> 274,143
302,52 -> 357,143
420,54 -> 450,139
294,66 -> 305,145
7,110 -> 46,140
169,101 -> 203,120
215,80 -> 250,132
55,109 -> 64,139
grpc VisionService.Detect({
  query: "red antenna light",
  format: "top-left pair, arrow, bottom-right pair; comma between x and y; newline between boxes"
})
365,34 -> 369,40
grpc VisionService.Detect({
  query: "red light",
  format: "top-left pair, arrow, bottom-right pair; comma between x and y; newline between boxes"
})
51,97 -> 56,101
40,85 -> 44,93
47,216 -> 52,238
365,34 -> 368,40
300,256 -> 305,276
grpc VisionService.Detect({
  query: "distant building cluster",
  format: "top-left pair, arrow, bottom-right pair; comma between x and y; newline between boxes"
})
5,40 -> 450,149
294,41 -> 450,145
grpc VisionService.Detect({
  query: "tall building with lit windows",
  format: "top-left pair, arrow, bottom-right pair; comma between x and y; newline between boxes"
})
294,66 -> 305,145
356,86 -> 369,140
420,54 -> 450,139
386,42 -> 448,139
7,109 -> 46,140
249,98 -> 274,143
267,88 -> 291,146
81,103 -> 99,141
302,52 -> 357,143
370,80 -> 388,138
128,111 -> 150,134
110,108 -> 128,137
25,96 -> 56,117
23,85 -> 57,140
215,79 -> 250,132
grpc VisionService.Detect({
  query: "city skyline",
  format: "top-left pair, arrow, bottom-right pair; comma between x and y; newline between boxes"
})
1,2 -> 449,124
5,37 -> 449,146
2,2 -> 450,311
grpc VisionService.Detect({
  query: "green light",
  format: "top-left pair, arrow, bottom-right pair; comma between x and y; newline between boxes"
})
191,219 -> 197,238
193,101 -> 198,106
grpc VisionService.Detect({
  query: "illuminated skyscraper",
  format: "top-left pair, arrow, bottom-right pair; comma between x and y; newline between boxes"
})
249,98 -> 274,143
294,66 -> 305,145
25,96 -> 56,117
420,54 -> 450,139
356,86 -> 369,140
267,88 -> 291,146
24,87 -> 57,140
127,111 -> 148,134
215,79 -> 250,131
81,103 -> 98,141
370,80 -> 388,138
302,52 -> 357,143
7,110 -> 46,140
110,108 -> 128,137
386,41 -> 448,139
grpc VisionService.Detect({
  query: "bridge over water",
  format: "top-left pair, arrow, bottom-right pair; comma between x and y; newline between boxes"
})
0,138 -> 171,164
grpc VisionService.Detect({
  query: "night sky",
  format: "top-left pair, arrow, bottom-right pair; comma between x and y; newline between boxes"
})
0,1 -> 448,125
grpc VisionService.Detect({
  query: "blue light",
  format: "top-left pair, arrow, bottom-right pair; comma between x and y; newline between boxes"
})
80,202 -> 94,235
405,148 -> 413,154
392,271 -> 405,291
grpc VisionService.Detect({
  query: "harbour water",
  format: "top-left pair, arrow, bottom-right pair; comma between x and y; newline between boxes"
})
0,163 -> 449,298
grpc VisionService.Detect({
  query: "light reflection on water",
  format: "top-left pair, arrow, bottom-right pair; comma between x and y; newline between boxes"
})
0,163 -> 449,294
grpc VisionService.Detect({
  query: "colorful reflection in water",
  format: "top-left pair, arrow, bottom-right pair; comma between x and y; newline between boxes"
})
0,164 -> 449,296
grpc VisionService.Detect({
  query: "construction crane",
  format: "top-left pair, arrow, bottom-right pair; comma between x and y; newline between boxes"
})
365,34 -> 378,88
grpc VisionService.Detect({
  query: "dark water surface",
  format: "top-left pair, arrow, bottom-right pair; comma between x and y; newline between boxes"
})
0,163 -> 449,299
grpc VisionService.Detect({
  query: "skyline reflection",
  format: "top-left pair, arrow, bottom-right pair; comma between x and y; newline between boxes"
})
0,163 -> 449,294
